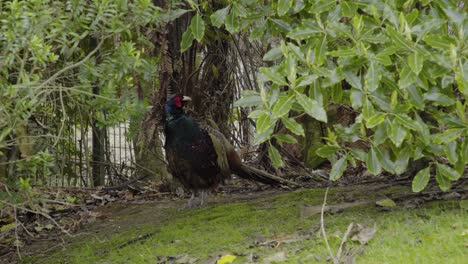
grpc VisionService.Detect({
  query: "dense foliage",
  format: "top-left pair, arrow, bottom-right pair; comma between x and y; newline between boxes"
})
0,0 -> 162,184
182,0 -> 467,191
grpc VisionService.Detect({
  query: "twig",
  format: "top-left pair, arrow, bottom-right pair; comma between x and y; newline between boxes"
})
320,187 -> 337,264
2,201 -> 73,238
336,222 -> 354,262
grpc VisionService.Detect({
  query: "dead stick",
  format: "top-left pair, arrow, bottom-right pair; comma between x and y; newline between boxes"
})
320,187 -> 337,264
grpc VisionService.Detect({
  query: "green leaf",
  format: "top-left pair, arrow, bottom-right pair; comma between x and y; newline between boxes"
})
437,163 -> 461,181
350,89 -> 363,108
257,113 -> 272,134
310,0 -> 335,14
398,65 -> 416,89
443,141 -> 458,165
327,48 -> 357,57
248,110 -> 265,119
330,156 -> 348,181
277,0 -> 292,16
388,119 -> 407,148
295,92 -> 327,122
423,92 -> 456,106
366,113 -> 386,128
405,85 -> 424,109
297,75 -> 318,87
274,133 -> 298,144
210,6 -> 230,28
349,148 -> 367,161
365,60 -> 381,92
254,127 -> 274,145
375,53 -> 392,66
394,114 -> 422,131
287,25 -> 321,40
285,55 -> 296,85
225,11 -> 240,33
268,143 -> 284,168
180,28 -> 194,52
281,117 -> 305,136
272,95 -> 294,118
386,27 -> 415,51
263,47 -> 283,61
341,1 -> 357,17
366,147 -> 382,175
234,94 -> 262,107
412,166 -> 431,192
374,147 -> 395,173
408,52 -> 424,75
435,167 -> 451,191
422,35 -> 455,50
315,35 -> 327,66
394,146 -> 411,175
316,145 -> 340,158
434,128 -> 466,144
191,14 -> 205,42
260,67 -> 288,86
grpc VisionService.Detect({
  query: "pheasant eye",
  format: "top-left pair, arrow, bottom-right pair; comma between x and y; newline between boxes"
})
174,96 -> 182,108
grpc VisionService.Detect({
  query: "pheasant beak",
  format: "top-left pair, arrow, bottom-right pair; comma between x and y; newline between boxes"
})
182,96 -> 192,102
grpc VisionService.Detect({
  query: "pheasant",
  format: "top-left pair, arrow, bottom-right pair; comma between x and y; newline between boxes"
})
164,94 -> 298,207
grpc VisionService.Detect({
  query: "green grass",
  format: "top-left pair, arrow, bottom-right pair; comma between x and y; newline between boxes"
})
29,187 -> 467,263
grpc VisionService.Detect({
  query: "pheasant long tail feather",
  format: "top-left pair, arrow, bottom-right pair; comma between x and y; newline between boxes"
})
237,164 -> 301,188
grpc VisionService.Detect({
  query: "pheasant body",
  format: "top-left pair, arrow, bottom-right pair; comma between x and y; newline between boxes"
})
164,94 -> 297,207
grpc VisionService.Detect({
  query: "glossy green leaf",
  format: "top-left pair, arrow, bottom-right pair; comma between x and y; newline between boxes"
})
374,147 -> 395,173
180,28 -> 194,52
277,0 -> 292,16
247,110 -> 265,119
256,113 -> 272,134
225,11 -> 240,33
366,113 -> 387,128
191,14 -> 205,42
366,147 -> 382,175
437,163 -> 461,180
268,143 -> 284,168
281,117 -> 305,136
422,35 -> 455,50
297,75 -> 318,87
330,155 -> 348,181
263,47 -> 283,61
254,127 -> 274,145
388,119 -> 407,147
423,92 -> 456,106
260,67 -> 288,86
408,52 -> 424,75
341,1 -> 357,17
272,95 -> 294,118
295,92 -> 327,122
412,166 -> 431,192
365,60 -> 381,92
435,169 -> 451,191
210,6 -> 230,28
287,25 -> 321,40
274,133 -> 298,144
316,145 -> 340,158
315,35 -> 327,66
443,141 -> 458,165
310,0 -> 335,14
394,146 -> 411,175
234,94 -> 262,107
395,114 -> 422,131
386,27 -> 415,51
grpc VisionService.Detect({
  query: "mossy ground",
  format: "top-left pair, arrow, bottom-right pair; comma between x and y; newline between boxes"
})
28,185 -> 467,263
